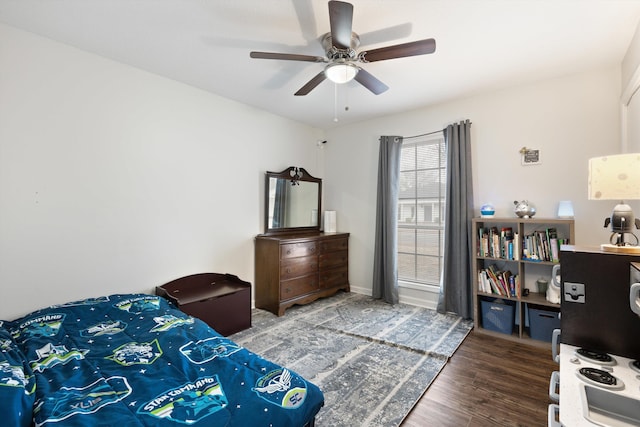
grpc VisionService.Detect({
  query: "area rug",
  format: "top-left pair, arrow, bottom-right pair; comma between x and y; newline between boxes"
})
230,292 -> 473,427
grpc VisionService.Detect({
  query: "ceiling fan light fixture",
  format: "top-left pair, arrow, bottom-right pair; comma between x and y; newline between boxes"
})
325,62 -> 359,84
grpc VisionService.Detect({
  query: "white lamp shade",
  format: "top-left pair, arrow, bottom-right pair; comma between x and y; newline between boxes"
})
324,210 -> 337,232
557,200 -> 574,218
588,153 -> 640,200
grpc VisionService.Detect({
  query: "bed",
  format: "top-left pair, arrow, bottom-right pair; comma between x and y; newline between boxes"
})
1,293 -> 324,426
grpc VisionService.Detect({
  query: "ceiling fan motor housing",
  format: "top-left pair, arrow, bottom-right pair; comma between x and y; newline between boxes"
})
322,32 -> 360,61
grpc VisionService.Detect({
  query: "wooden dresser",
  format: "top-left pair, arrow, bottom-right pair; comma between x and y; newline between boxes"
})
255,232 -> 349,316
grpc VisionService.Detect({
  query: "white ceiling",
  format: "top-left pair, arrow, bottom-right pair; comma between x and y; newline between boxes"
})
2,0 -> 640,130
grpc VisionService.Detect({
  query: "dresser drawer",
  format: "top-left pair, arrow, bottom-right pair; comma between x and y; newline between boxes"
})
281,242 -> 317,259
319,250 -> 348,270
320,237 -> 348,253
320,267 -> 348,288
280,275 -> 319,300
280,256 -> 318,280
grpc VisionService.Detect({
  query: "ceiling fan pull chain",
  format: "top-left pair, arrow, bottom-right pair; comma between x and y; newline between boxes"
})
334,83 -> 339,122
345,84 -> 349,112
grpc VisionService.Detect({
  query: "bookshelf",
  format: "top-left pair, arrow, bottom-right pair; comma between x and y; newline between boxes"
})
472,217 -> 575,346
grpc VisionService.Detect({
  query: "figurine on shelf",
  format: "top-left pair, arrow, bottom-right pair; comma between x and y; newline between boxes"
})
480,203 -> 495,218
514,200 -> 536,218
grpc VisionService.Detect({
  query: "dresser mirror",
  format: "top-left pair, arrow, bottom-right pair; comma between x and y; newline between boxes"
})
264,166 -> 322,234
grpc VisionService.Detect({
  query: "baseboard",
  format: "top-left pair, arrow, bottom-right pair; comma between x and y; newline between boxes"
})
348,284 -> 372,296
252,285 -> 439,311
399,293 -> 438,310
251,285 -> 371,310
348,284 -> 438,310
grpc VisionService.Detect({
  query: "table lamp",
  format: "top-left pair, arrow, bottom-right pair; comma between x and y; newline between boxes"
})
588,153 -> 640,253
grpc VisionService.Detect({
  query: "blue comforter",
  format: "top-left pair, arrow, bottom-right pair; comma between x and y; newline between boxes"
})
2,294 -> 324,426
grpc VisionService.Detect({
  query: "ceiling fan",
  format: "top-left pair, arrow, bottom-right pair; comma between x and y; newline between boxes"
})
249,0 -> 436,96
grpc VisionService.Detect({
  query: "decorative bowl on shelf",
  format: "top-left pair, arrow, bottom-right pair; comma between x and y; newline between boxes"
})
514,200 -> 536,218
480,203 -> 495,218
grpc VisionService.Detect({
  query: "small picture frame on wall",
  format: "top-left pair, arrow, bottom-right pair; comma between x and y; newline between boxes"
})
520,147 -> 541,166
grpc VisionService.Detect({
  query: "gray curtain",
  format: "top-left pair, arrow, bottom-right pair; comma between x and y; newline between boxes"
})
437,120 -> 474,319
272,178 -> 288,228
372,135 -> 403,304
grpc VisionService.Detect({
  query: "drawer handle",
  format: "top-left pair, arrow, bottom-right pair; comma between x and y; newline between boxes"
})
285,288 -> 291,294
310,247 -> 316,253
286,250 -> 291,255
285,268 -> 291,274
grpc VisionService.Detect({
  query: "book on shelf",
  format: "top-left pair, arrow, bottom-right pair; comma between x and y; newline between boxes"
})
476,225 -> 520,261
479,264 -> 519,297
508,274 -> 516,298
500,227 -> 513,259
484,265 -> 504,295
478,270 -> 502,295
491,227 -> 500,258
547,227 -> 559,262
522,227 -> 568,263
497,268 -> 510,296
477,227 -> 489,257
478,270 -> 491,293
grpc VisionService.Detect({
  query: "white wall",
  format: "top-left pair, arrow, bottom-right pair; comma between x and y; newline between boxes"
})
622,21 -> 640,93
324,67 -> 623,307
620,19 -> 640,240
0,23 -> 324,319
1,22 -> 634,318
622,19 -> 640,154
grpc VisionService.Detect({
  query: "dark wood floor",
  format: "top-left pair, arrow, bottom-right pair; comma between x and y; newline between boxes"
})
401,330 -> 557,427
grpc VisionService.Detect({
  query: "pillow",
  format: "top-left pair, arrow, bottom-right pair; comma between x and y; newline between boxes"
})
0,321 -> 35,427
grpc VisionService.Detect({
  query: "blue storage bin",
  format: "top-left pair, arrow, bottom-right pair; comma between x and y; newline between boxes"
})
528,305 -> 560,342
481,298 -> 515,335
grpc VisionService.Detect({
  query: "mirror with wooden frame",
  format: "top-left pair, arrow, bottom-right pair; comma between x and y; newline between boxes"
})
264,167 -> 322,234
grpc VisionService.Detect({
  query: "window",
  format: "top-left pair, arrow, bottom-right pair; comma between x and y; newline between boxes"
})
397,133 -> 446,287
